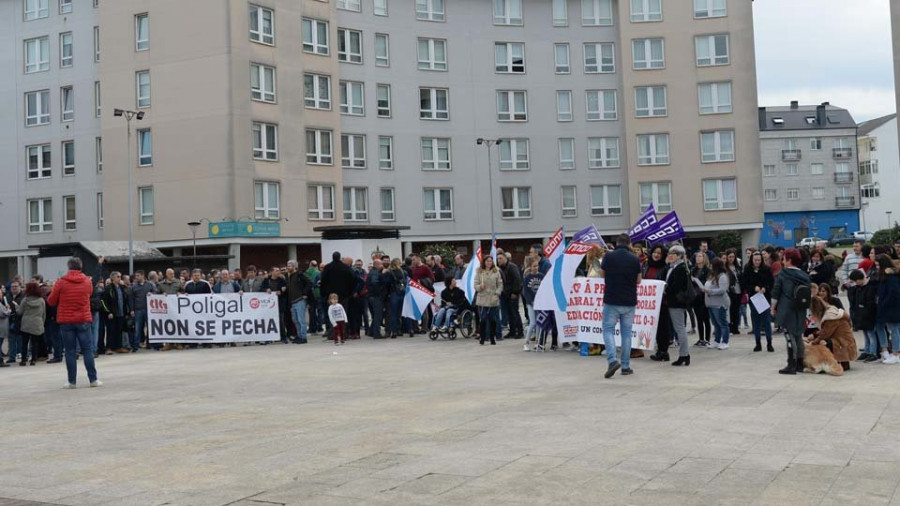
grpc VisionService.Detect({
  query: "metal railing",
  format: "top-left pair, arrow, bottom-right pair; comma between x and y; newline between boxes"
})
835,196 -> 856,208
833,147 -> 853,159
781,149 -> 801,161
834,172 -> 853,184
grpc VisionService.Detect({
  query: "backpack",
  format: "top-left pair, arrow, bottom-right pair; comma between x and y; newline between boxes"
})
792,282 -> 812,310
392,270 -> 406,294
675,264 -> 698,306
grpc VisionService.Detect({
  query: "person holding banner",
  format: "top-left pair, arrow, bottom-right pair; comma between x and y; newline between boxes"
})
598,235 -> 642,378
521,256 -> 544,351
663,246 -> 693,366
475,256 -> 503,346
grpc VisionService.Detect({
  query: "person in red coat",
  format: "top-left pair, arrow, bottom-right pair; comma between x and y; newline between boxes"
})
48,257 -> 100,388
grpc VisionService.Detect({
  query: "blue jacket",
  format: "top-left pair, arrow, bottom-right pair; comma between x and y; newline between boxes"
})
213,281 -> 241,294
877,270 -> 900,324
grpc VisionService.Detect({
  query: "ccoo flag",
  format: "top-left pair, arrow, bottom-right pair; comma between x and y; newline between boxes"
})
460,246 -> 483,305
645,211 -> 686,244
402,279 -> 436,320
572,225 -> 607,249
627,203 -> 658,242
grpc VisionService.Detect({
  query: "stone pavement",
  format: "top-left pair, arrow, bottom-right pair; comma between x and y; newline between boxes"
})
2,331 -> 900,506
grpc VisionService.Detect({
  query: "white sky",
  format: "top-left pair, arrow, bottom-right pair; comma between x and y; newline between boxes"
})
754,0 -> 895,122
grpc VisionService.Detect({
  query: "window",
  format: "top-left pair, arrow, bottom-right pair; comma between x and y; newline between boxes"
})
561,186 -> 577,217
558,138 -> 575,169
58,0 -> 71,12
303,73 -> 331,110
836,161 -> 851,174
785,163 -> 798,175
251,64 -> 276,103
63,195 -> 76,231
94,81 -> 101,117
337,0 -> 362,11
337,28 -> 362,63
60,86 -> 74,122
62,140 -> 74,176
419,87 -> 449,119
812,187 -> 825,199
421,137 -> 451,170
495,42 -> 525,73
703,178 -> 737,210
25,90 -> 50,126
343,187 -> 368,221
553,0 -> 568,26
60,32 -> 73,67
249,5 -> 275,45
499,139 -> 529,170
782,138 -> 797,151
25,37 -> 49,73
554,43 -> 570,73
252,122 -> 278,161
586,90 -> 616,120
136,71 -> 150,108
136,129 -> 152,166
306,129 -> 333,165
28,199 -> 52,233
25,0 -> 49,20
497,90 -> 527,121
416,0 -> 444,21
786,188 -> 799,201
380,188 -> 395,221
139,187 -> 154,224
700,130 -> 734,162
93,26 -> 100,62
640,182 -> 672,212
378,136 -> 393,169
494,0 -> 523,25
302,18 -> 329,55
375,33 -> 389,66
695,34 -> 729,66
810,163 -> 823,175
374,0 -> 388,16
557,91 -> 573,121
694,0 -> 726,18
339,81 -> 364,115
764,189 -> 777,201
632,38 -> 664,69
308,185 -> 335,220
582,0 -> 613,26
501,187 -> 531,218
584,43 -> 614,73
810,137 -> 822,150
424,188 -> 453,220
96,137 -> 102,172
96,193 -> 103,229
763,164 -> 775,177
341,134 -> 367,169
590,185 -> 622,216
587,137 -> 619,168
254,181 -> 280,219
417,38 -> 447,70
376,84 -> 391,117
635,86 -> 667,117
135,13 -> 149,51
630,0 -> 661,22
26,144 -> 51,179
698,82 -> 731,114
637,134 -> 669,165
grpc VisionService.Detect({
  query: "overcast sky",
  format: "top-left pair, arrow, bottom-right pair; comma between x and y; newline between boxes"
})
754,0 -> 895,122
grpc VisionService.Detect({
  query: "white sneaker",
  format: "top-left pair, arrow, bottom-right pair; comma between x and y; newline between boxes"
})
706,341 -> 716,349
64,383 -> 76,389
90,380 -> 103,387
883,355 -> 900,364
523,344 -> 530,352
718,343 -> 729,350
882,351 -> 892,361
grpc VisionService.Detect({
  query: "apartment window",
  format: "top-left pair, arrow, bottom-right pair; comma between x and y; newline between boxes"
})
587,137 -> 619,168
558,138 -> 575,169
308,185 -> 335,220
343,187 -> 368,221
419,87 -> 449,119
632,38 -> 664,69
94,27 -> 100,62
254,181 -> 280,219
810,163 -> 823,175
698,82 -> 732,114
499,139 -> 529,170
62,140 -> 74,176
424,188 -> 453,220
25,90 -> 50,126
700,130 -> 734,162
378,136 -> 393,169
374,0 -> 388,16
380,188 -> 395,221
63,195 -> 76,231
582,0 -> 613,26
416,0 -> 445,21
25,37 -> 49,73
497,90 -> 527,121
586,90 -> 617,120
557,91 -> 573,121
635,86 -> 667,117
137,187 -> 154,224
590,185 -> 622,216
554,43 -> 570,73
137,129 -> 152,166
695,34 -> 729,66
694,0 -> 726,18
786,188 -> 799,201
764,189 -> 777,201
25,0 -> 49,20
637,134 -> 669,165
339,81 -> 365,116
337,0 -> 362,12
60,32 -> 73,67
763,164 -> 775,177
303,73 -> 331,110
135,13 -> 149,51
59,86 -> 74,122
96,137 -> 102,172
252,122 -> 278,161
785,163 -> 798,176
26,144 -> 51,179
94,81 -> 101,117
703,178 -> 737,210
553,0 -> 568,26
28,199 -> 52,233
495,42 -> 525,73
810,137 -> 822,150
836,162 -> 851,175
375,33 -> 389,66
835,138 -> 853,149
630,0 -> 661,22
417,38 -> 447,70
306,129 -> 333,165
136,71 -> 151,108
812,187 -> 825,199
341,134 -> 367,169
302,18 -> 329,55
249,5 -> 275,45
640,182 -> 672,212
561,186 -> 577,217
251,64 -> 276,103
783,138 -> 797,151
96,193 -> 103,229
421,137 -> 451,170
376,84 -> 391,117
337,28 -> 362,64
584,43 -> 614,73
494,0 -> 523,25
501,187 -> 531,218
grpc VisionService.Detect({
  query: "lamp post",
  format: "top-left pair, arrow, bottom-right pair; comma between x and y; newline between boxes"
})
888,211 -> 894,243
113,108 -> 145,275
188,221 -> 201,269
476,138 -> 503,241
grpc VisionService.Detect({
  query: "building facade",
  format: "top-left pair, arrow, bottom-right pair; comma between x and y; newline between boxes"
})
857,114 -> 899,233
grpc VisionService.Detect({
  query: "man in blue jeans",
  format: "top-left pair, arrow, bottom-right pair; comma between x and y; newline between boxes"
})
599,234 -> 642,379
129,270 -> 155,351
285,260 -> 311,344
48,257 -> 100,388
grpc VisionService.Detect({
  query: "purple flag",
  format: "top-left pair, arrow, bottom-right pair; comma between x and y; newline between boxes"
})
572,225 -> 607,248
627,203 -> 659,242
644,211 -> 686,244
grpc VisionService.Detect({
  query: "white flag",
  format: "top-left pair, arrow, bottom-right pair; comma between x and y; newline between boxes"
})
402,279 -> 435,320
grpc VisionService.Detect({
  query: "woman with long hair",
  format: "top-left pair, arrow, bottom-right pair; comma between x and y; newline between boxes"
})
691,252 -> 712,347
807,296 -> 857,371
386,258 -> 408,339
743,251 -> 774,352
521,256 -> 544,351
642,246 -> 667,281
724,249 -> 742,335
704,258 -> 731,349
876,254 -> 900,364
475,256 -> 503,345
16,282 -> 45,366
817,283 -> 842,309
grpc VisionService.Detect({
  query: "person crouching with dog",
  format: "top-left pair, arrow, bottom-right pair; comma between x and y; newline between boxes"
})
327,293 -> 347,345
804,296 -> 857,373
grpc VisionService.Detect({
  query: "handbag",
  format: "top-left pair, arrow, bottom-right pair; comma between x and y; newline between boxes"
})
675,264 -> 697,306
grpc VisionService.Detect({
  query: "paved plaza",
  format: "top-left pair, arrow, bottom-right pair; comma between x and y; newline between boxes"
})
2,331 -> 900,506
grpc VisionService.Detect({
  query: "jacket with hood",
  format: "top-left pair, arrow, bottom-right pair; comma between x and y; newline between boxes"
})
48,270 -> 94,324
17,296 -> 45,335
811,307 -> 858,363
772,267 -> 812,336
877,268 -> 900,324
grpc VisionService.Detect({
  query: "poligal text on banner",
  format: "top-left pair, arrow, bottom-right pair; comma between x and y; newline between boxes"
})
148,293 -> 281,343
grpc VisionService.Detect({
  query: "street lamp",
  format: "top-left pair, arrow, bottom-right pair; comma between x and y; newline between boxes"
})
476,138 -> 503,241
187,219 -> 210,269
113,108 -> 145,275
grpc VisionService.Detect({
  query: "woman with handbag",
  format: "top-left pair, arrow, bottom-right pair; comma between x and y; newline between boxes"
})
664,246 -> 693,366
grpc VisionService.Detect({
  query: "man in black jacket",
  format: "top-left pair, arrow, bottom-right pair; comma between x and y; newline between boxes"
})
320,251 -> 356,337
366,259 -> 389,338
285,260 -> 312,344
101,271 -> 130,354
497,254 -> 524,339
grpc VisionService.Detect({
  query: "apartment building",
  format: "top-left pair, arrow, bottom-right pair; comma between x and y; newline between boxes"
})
857,114 -> 899,233
758,102 -> 860,247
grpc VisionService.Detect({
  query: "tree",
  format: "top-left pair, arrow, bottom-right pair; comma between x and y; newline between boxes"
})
712,231 -> 742,253
871,224 -> 900,246
417,243 -> 459,264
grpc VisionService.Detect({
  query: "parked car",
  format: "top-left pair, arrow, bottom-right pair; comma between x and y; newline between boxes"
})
797,237 -> 825,248
853,231 -> 874,241
828,234 -> 856,247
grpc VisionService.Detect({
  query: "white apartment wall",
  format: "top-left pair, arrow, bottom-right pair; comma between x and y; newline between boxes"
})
861,118 -> 900,232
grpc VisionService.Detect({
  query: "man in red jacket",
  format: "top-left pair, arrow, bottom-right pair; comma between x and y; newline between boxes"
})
48,257 -> 100,388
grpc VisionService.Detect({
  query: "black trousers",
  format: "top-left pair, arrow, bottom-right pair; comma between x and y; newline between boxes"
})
368,296 -> 384,337
692,298 -> 711,342
20,332 -> 42,362
656,304 -> 672,354
728,292 -> 741,332
104,316 -> 124,350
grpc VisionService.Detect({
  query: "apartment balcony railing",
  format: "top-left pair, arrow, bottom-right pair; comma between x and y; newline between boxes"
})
833,147 -> 853,159
781,149 -> 801,161
835,196 -> 856,208
834,172 -> 853,184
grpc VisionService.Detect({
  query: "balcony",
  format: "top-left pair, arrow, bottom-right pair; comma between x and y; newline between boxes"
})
834,172 -> 853,184
835,196 -> 856,208
781,149 -> 801,161
833,147 -> 853,159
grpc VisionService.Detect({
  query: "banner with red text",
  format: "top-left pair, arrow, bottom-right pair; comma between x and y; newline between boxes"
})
147,293 -> 281,343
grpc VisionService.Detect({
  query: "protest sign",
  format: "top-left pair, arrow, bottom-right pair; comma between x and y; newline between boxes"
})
148,293 -> 280,343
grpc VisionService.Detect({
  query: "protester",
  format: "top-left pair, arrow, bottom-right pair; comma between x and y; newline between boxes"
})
101,271 -> 130,355
497,254 -> 523,340
876,254 -> 900,364
432,278 -> 466,331
0,286 -> 10,367
262,266 -> 288,342
47,257 -> 100,387
704,258 -> 731,350
129,270 -> 155,352
17,282 -> 45,367
475,255 -> 502,346
285,260 -> 311,344
327,293 -> 347,345
772,248 -> 812,375
305,261 -> 322,333
521,256 -> 544,351
743,251 -> 775,352
386,258 -> 408,338
321,252 -> 355,337
691,252 -> 712,348
598,234 -> 642,378
806,296 -> 857,371
663,246 -> 692,366
366,259 -> 387,338
213,270 -> 241,294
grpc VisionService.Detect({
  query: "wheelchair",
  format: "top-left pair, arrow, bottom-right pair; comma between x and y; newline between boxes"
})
428,306 -> 476,340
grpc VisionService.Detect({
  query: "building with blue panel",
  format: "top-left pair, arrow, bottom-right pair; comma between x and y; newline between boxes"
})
762,210 -> 860,248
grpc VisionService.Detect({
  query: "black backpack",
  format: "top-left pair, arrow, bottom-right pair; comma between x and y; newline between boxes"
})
792,282 -> 812,310
392,270 -> 406,294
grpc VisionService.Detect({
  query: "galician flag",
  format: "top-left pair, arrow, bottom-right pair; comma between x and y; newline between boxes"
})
489,233 -> 498,263
533,242 -> 592,312
402,279 -> 435,321
461,246 -> 483,304
537,227 -> 565,332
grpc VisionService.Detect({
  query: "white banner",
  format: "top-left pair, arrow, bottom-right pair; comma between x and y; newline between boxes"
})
148,293 -> 281,343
